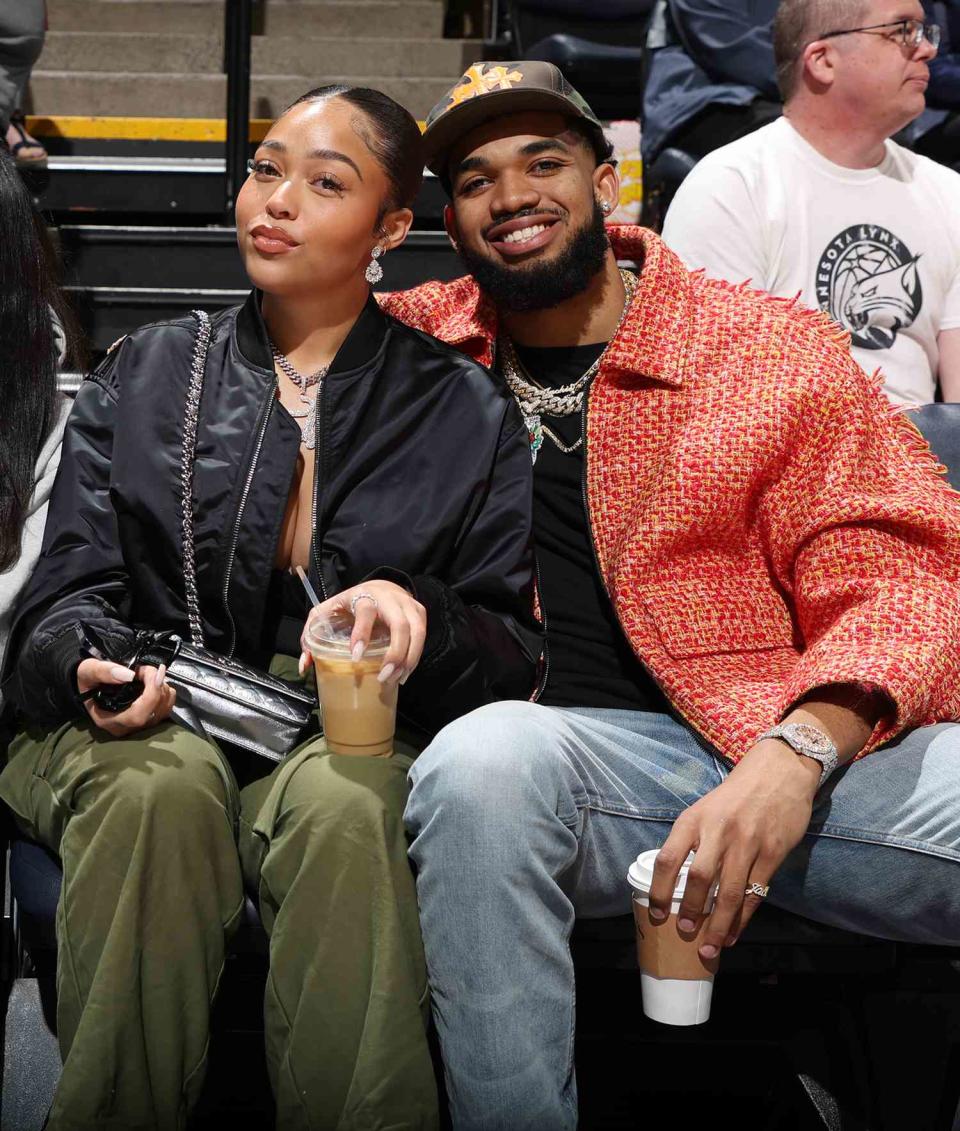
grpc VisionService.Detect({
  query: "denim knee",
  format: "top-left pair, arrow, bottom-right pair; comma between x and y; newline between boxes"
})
406,701 -> 570,836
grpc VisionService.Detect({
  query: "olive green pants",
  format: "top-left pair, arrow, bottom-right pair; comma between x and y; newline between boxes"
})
0,712 -> 438,1131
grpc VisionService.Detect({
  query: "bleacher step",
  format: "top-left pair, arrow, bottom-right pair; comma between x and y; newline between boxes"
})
49,0 -> 444,38
30,72 -> 456,120
41,32 -> 480,79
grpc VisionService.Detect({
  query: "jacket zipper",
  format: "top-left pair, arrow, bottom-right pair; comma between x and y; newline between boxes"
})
222,388 -> 275,656
310,377 -> 328,602
531,551 -> 551,702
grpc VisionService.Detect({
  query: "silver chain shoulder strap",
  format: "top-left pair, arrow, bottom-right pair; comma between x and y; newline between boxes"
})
180,309 -> 213,648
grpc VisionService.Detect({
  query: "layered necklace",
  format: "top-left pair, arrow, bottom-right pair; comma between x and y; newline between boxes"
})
499,267 -> 638,463
269,341 -> 329,450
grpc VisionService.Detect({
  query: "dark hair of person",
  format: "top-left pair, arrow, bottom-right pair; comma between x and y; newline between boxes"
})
570,119 -> 616,168
284,85 -> 424,217
0,148 -> 75,572
773,0 -> 867,100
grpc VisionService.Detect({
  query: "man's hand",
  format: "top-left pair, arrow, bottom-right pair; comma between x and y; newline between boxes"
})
299,580 -> 426,686
647,684 -> 889,960
77,658 -> 177,737
648,739 -> 820,959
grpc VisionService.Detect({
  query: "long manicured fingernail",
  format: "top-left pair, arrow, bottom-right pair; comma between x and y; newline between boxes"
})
154,664 -> 167,689
725,935 -> 738,947
649,907 -> 667,922
679,917 -> 696,932
378,663 -> 396,684
352,641 -> 365,662
700,944 -> 719,959
110,666 -> 136,682
298,653 -> 306,676
399,670 -> 410,686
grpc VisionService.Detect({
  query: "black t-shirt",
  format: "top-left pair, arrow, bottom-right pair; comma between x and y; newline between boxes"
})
511,342 -> 669,713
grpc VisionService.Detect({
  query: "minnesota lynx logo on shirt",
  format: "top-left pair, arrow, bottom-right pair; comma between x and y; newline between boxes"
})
662,119 -> 960,406
816,225 -> 923,352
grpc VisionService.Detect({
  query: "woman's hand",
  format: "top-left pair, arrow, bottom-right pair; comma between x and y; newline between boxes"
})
299,580 -> 426,686
77,658 -> 177,737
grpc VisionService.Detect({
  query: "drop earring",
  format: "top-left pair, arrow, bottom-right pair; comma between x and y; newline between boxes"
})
365,244 -> 384,284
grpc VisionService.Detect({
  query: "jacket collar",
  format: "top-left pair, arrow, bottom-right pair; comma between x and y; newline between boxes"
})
429,227 -> 693,387
235,289 -> 390,377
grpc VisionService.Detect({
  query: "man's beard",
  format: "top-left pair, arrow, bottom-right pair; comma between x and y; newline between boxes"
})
455,199 -> 609,312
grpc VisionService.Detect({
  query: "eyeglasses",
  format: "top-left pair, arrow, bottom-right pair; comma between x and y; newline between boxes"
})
819,18 -> 941,50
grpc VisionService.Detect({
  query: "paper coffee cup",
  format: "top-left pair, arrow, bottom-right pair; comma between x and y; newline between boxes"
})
627,849 -> 719,1026
304,611 -> 397,757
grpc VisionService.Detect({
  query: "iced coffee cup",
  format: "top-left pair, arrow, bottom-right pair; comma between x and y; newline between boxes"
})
627,849 -> 719,1026
304,611 -> 397,757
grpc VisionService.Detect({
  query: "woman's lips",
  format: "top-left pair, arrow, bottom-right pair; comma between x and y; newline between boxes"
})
250,226 -> 299,255
487,220 -> 560,259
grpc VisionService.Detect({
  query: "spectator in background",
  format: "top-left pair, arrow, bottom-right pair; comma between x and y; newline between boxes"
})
909,0 -> 960,165
0,146 -> 70,712
0,0 -> 47,166
642,0 -> 781,167
663,0 -> 960,406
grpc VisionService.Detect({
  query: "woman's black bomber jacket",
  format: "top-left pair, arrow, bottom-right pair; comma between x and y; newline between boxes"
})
5,291 -> 542,737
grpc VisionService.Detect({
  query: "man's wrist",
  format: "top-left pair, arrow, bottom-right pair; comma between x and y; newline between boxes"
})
759,721 -> 839,786
746,738 -> 823,797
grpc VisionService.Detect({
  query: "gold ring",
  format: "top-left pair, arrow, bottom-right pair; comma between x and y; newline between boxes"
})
744,882 -> 770,899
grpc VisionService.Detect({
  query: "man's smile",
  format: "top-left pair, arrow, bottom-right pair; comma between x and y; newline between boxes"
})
485,213 -> 562,259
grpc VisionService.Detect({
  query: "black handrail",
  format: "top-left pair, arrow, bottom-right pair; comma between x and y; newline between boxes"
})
224,0 -> 254,220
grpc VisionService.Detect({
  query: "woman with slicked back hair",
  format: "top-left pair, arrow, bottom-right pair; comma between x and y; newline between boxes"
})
2,86 -> 539,1129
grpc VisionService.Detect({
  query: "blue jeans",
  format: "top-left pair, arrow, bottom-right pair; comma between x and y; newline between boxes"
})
404,702 -> 960,1131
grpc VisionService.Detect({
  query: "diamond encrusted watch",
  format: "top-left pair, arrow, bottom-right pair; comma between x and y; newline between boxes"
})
758,722 -> 839,786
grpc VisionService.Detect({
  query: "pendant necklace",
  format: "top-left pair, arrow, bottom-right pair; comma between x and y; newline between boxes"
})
499,267 -> 638,464
269,341 -> 329,451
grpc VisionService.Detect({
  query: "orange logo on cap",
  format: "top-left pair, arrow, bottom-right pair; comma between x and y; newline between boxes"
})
448,64 -> 524,108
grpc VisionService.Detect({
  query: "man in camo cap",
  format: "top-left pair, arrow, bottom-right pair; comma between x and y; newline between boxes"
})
382,60 -> 960,1131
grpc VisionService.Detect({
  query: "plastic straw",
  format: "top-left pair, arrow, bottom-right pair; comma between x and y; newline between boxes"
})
294,565 -> 321,608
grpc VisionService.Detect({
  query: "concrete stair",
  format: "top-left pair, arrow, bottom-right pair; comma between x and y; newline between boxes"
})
33,0 -> 480,120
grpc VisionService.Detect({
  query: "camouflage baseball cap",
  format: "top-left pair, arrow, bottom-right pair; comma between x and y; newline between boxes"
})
422,60 -> 605,178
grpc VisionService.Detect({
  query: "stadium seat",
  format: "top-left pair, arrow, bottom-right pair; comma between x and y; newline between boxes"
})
641,145 -> 697,231
912,402 -> 960,490
503,0 -> 655,121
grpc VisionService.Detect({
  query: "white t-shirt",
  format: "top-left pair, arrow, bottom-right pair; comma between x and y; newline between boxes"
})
662,117 -> 960,405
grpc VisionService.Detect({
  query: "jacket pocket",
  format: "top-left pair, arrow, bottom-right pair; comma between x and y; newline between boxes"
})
639,573 -> 796,659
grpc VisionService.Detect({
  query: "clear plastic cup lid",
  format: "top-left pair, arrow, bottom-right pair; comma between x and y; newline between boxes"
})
304,608 -> 391,656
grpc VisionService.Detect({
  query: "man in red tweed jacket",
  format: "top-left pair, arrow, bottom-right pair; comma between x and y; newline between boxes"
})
389,61 -> 960,1130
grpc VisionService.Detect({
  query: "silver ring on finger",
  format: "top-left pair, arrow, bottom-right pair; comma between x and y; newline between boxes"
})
744,882 -> 770,899
350,591 -> 379,617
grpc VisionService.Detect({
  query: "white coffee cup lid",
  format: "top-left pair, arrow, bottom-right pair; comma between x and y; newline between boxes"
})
627,849 -> 697,899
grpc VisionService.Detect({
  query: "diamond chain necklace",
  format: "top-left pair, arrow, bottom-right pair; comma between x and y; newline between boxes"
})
499,268 -> 638,462
269,341 -> 329,451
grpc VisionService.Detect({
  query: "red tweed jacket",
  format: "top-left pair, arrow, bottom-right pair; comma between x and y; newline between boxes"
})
381,226 -> 960,762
